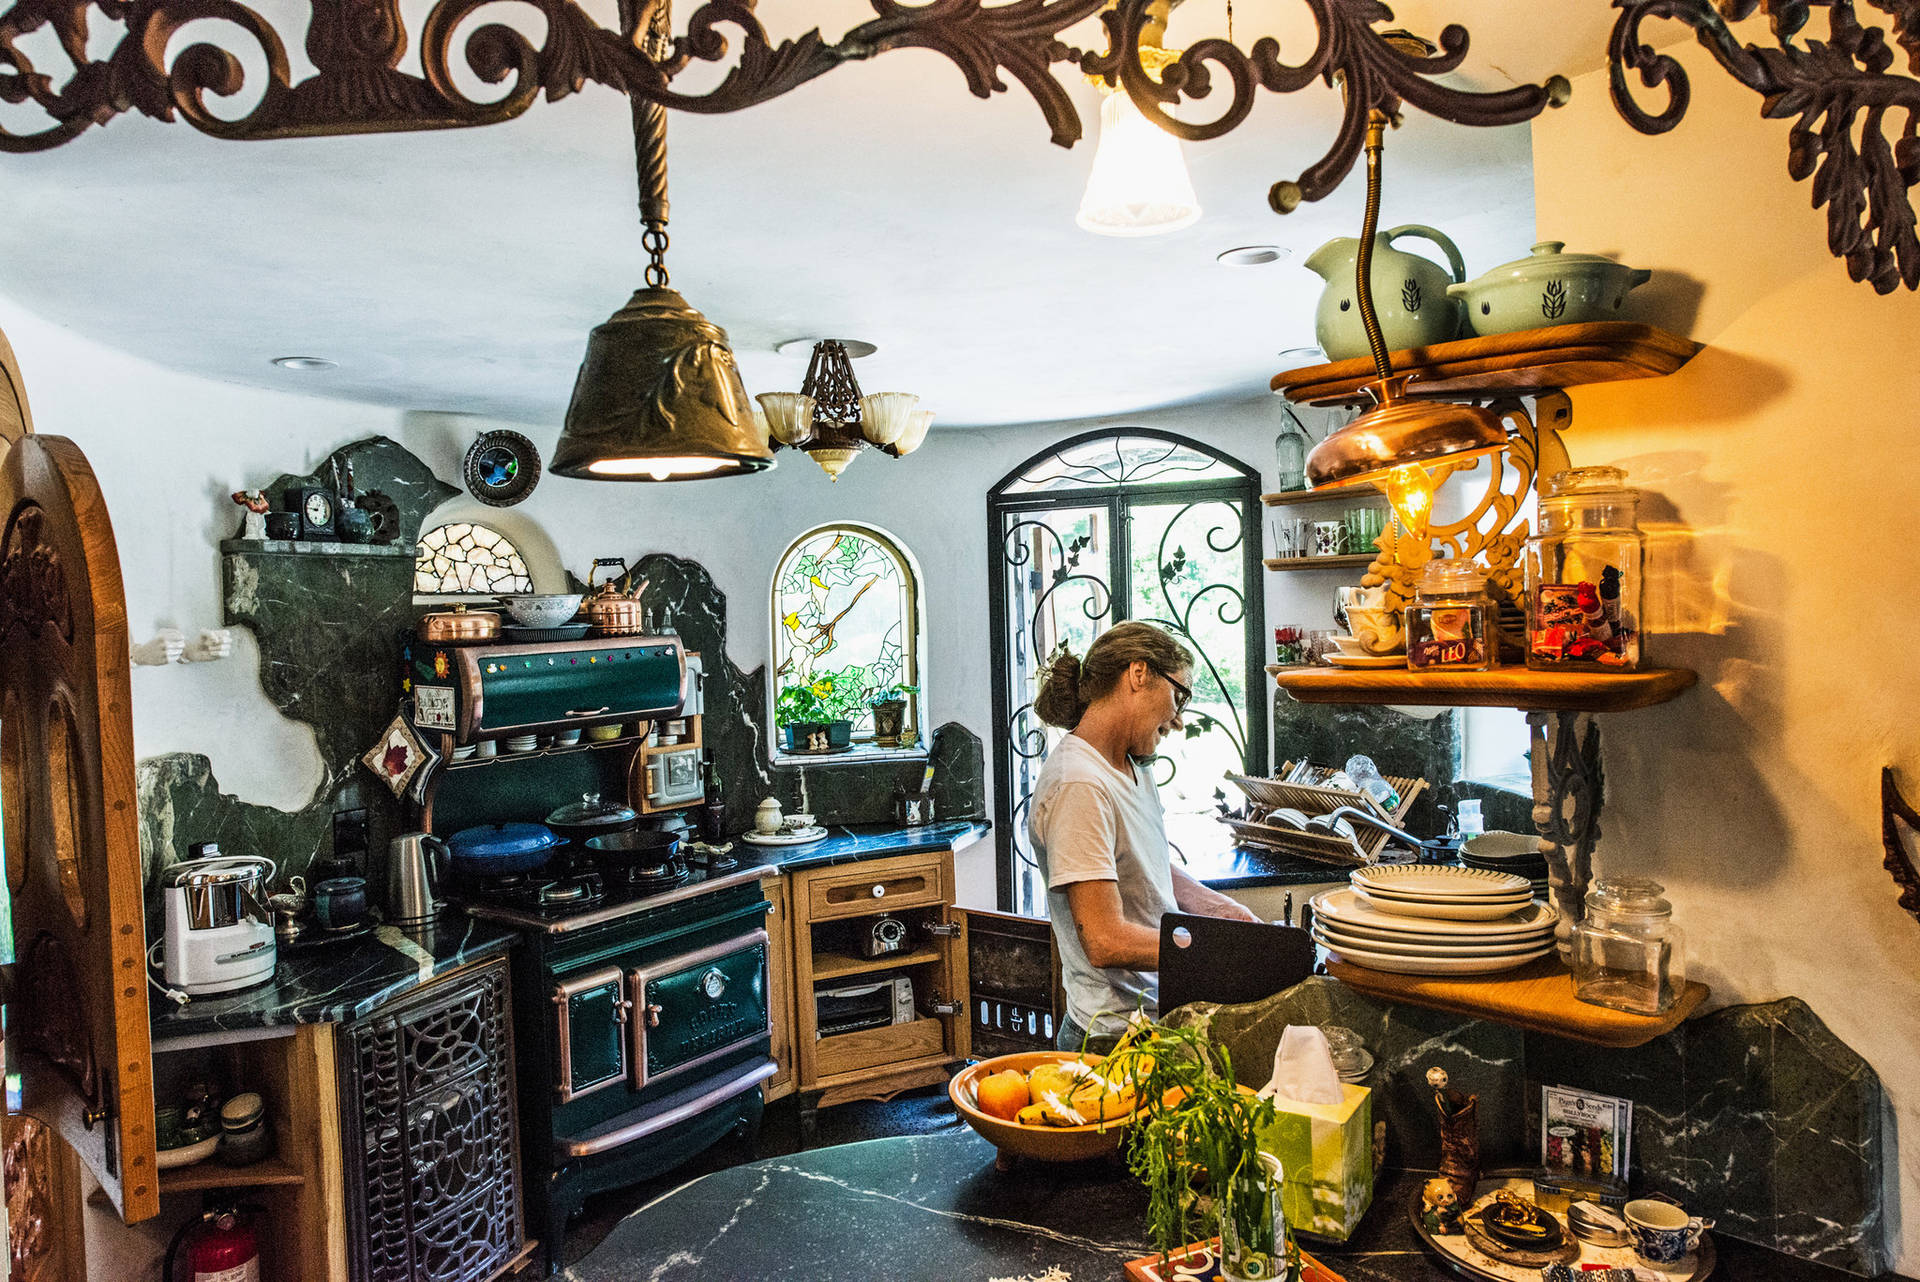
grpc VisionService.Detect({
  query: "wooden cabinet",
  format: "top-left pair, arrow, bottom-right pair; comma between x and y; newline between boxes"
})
763,874 -> 797,1102
787,850 -> 972,1110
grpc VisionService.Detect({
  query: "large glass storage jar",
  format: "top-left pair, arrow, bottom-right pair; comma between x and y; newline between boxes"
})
1524,466 -> 1645,671
1571,877 -> 1686,1014
1405,558 -> 1494,671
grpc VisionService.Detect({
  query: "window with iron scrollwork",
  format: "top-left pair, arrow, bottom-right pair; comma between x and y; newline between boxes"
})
989,431 -> 1266,916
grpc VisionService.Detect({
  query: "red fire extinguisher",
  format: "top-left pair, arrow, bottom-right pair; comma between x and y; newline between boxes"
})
164,1205 -> 262,1282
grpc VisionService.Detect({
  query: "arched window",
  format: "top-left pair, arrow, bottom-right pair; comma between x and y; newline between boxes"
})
771,524 -> 923,753
414,522 -> 533,595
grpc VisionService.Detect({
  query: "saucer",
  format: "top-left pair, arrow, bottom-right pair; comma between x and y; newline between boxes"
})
740,826 -> 829,847
1326,653 -> 1405,669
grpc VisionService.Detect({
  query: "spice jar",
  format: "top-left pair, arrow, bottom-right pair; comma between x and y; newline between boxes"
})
1525,467 -> 1645,670
1570,877 -> 1686,1015
1405,559 -> 1494,671
216,1091 -> 272,1166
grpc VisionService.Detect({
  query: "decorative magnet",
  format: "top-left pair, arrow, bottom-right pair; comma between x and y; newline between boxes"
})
463,430 -> 542,507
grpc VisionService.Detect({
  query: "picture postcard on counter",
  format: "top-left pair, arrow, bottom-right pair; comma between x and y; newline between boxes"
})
1540,1084 -> 1632,1182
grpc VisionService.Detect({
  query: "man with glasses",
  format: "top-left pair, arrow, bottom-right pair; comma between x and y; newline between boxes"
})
1028,621 -> 1260,1053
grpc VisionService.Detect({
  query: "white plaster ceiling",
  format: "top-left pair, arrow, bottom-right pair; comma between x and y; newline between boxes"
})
0,1 -> 1617,428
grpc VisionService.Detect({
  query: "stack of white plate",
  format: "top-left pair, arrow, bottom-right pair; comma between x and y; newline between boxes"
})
1309,866 -> 1558,975
1460,831 -> 1552,898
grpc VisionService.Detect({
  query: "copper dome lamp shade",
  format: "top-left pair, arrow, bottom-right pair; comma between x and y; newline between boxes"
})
1304,112 -> 1508,539
550,55 -> 773,483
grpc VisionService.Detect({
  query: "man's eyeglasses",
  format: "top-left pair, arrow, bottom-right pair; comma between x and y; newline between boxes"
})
1150,665 -> 1192,714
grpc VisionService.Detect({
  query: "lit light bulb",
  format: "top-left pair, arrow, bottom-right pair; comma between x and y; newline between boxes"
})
1076,89 -> 1201,237
1379,464 -> 1439,544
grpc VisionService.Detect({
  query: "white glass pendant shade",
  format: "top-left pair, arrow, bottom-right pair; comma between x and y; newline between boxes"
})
858,392 -> 919,447
1076,89 -> 1201,237
756,391 -> 817,446
894,408 -> 935,456
806,447 -> 862,481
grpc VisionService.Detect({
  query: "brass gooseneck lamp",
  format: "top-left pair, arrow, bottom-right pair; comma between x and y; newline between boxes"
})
1303,110 -> 1508,539
550,3 -> 773,481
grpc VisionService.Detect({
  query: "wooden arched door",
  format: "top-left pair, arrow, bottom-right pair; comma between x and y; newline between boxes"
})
0,328 -> 158,1276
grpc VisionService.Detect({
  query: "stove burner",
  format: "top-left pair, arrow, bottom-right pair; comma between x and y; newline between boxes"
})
538,874 -> 605,907
619,862 -> 689,895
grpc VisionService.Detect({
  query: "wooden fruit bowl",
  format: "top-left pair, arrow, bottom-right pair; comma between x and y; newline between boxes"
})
949,1051 -> 1140,1164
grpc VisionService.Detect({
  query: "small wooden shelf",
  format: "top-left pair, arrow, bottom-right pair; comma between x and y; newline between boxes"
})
1267,664 -> 1696,712
442,734 -> 643,769
158,1156 -> 305,1193
811,947 -> 943,982
1326,956 -> 1709,1048
1272,321 -> 1702,407
1264,555 -> 1375,572
1260,490 -> 1388,509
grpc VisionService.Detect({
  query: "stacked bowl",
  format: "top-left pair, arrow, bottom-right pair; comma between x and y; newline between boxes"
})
1310,865 -> 1558,975
1460,830 -> 1552,898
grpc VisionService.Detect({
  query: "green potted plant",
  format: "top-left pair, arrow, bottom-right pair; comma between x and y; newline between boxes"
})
868,683 -> 917,747
1103,1019 -> 1301,1282
775,672 -> 863,751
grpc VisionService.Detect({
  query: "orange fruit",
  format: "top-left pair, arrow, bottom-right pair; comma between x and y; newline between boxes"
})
976,1069 -> 1031,1121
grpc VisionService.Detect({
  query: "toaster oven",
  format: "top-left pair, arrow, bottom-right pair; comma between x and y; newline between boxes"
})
814,975 -> 915,1039
646,746 -> 704,808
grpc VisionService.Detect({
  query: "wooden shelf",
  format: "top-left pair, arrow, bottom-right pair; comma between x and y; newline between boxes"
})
1267,664 -> 1696,712
158,1156 -> 305,1193
1264,555 -> 1375,572
1271,322 -> 1702,407
811,946 -> 943,982
1260,490 -> 1388,509
1326,956 -> 1709,1048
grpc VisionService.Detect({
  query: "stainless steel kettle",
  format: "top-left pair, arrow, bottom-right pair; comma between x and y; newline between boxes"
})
387,833 -> 448,925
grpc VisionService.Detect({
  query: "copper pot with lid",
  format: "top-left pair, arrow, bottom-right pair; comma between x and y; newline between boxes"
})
583,557 -> 651,637
418,602 -> 501,644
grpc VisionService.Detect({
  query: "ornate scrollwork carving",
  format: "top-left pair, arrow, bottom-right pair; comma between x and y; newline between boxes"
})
1,0 -> 1571,221
1610,0 -> 1920,293
0,504 -> 71,642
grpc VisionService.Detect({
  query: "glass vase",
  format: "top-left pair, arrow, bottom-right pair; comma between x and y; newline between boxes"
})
1219,1154 -> 1290,1282
1274,409 -> 1310,493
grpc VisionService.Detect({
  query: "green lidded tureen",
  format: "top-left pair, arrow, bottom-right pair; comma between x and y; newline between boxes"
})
1447,241 -> 1652,337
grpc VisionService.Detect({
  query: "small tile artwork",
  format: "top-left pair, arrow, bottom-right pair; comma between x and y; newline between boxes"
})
414,522 -> 532,594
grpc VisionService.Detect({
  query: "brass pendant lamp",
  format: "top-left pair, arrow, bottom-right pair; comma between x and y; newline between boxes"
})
550,9 -> 772,482
1304,110 -> 1507,537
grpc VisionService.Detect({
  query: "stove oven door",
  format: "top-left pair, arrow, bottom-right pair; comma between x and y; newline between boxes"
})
552,966 -> 630,1104
626,928 -> 770,1091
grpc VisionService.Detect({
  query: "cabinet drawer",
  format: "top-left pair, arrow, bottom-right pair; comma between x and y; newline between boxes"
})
804,858 -> 945,921
813,1016 -> 945,1078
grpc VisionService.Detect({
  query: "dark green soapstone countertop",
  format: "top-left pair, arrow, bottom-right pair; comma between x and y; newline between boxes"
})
149,915 -> 518,1046
729,820 -> 990,875
565,1131 -> 1899,1282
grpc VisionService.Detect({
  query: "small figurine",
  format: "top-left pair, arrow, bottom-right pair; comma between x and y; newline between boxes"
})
131,628 -> 186,666
1428,1066 -> 1481,1204
230,489 -> 270,540
1421,1177 -> 1464,1234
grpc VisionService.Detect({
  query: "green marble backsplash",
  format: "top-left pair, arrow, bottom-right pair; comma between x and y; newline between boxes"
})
1183,978 -> 1890,1276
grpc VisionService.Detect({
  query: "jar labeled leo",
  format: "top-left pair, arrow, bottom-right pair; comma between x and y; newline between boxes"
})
1525,466 -> 1644,671
1405,558 -> 1494,671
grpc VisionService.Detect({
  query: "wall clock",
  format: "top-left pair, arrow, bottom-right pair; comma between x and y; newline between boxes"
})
463,430 -> 541,507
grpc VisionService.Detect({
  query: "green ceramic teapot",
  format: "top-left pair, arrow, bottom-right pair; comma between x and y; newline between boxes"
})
1305,225 -> 1466,361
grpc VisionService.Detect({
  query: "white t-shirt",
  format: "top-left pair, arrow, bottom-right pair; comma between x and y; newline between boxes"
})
1027,732 -> 1179,1038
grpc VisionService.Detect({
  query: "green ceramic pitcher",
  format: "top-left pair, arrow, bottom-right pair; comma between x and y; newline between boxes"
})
1305,225 -> 1465,362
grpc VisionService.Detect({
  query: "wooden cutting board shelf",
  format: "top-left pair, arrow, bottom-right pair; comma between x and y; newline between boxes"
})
1266,664 -> 1697,712
1326,957 -> 1709,1048
1270,321 -> 1702,406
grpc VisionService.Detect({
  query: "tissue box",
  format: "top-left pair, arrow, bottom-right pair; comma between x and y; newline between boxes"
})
1257,1084 -> 1373,1241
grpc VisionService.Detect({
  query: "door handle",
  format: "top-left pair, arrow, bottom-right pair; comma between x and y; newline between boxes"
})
567,706 -> 610,718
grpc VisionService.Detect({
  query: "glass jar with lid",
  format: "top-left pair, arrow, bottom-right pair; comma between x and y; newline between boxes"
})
1571,877 -> 1686,1014
1405,558 -> 1494,671
1525,466 -> 1645,671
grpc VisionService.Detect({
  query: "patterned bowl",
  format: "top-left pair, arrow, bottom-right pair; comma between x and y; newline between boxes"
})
500,594 -> 584,628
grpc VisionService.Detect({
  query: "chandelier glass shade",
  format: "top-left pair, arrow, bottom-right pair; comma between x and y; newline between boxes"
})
763,341 -> 931,480
1076,88 -> 1201,237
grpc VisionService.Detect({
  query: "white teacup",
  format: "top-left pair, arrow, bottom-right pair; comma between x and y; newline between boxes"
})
784,812 -> 817,833
1624,1199 -> 1713,1264
1345,607 -> 1404,656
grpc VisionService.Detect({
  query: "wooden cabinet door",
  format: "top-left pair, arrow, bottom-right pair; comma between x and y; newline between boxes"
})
1,433 -> 158,1224
762,874 -> 796,1102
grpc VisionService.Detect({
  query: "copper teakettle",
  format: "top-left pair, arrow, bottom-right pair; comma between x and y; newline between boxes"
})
584,557 -> 650,636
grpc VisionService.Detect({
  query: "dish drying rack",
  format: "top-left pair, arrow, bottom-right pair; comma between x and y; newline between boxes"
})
1222,761 -> 1429,866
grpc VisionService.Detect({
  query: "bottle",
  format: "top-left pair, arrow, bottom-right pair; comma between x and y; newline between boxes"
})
1273,406 -> 1311,492
1343,754 -> 1401,812
1456,798 -> 1484,837
1405,558 -> 1494,671
1525,466 -> 1646,671
1571,877 -> 1686,1014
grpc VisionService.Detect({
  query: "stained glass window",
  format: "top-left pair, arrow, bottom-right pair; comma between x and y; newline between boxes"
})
772,525 -> 920,747
414,522 -> 533,595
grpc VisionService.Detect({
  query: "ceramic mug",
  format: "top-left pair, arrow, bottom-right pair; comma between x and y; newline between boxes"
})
1312,521 -> 1347,557
312,876 -> 369,931
1624,1199 -> 1712,1264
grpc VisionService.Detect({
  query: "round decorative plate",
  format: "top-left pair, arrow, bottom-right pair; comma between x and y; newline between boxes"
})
740,826 -> 830,847
1310,888 -> 1556,936
463,429 -> 542,507
1354,890 -> 1536,921
1315,934 -> 1553,975
1352,865 -> 1532,897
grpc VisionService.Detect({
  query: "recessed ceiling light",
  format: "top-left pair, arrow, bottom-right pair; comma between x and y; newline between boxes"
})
1216,245 -> 1287,267
773,337 -> 878,359
272,356 -> 337,371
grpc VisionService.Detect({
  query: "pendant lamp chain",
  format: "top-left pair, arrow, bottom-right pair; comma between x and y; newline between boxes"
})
631,0 -> 675,288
